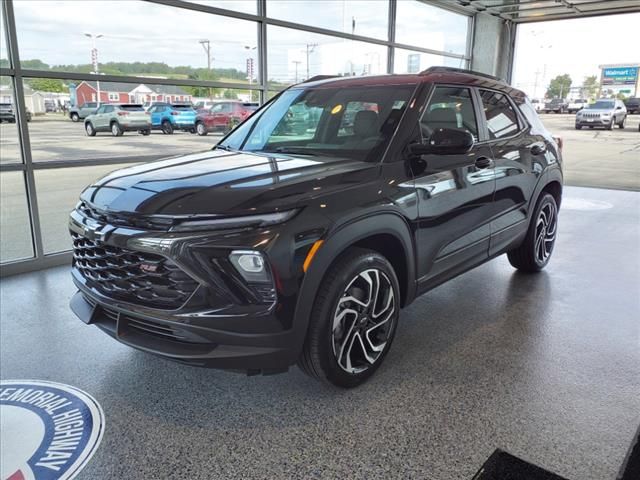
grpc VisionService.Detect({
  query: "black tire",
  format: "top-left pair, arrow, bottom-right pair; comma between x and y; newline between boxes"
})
110,122 -> 123,137
196,122 -> 208,136
606,118 -> 614,130
161,120 -> 173,135
575,125 -> 582,130
618,116 -> 626,129
140,129 -> 150,136
70,113 -> 80,122
298,247 -> 400,388
507,192 -> 558,273
85,122 -> 96,137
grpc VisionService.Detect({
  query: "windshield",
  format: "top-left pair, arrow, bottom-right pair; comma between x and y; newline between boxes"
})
219,84 -> 416,161
588,101 -> 614,109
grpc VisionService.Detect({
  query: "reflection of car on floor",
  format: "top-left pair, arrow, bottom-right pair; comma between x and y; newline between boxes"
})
84,104 -> 151,137
69,67 -> 564,388
69,102 -> 98,122
575,99 -> 627,130
194,101 -> 258,135
148,103 -> 196,134
0,103 -> 32,122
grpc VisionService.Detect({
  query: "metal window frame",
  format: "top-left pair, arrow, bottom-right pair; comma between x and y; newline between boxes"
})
0,0 -> 473,276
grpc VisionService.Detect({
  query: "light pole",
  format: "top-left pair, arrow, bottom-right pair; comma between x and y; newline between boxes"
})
244,45 -> 257,102
84,32 -> 103,104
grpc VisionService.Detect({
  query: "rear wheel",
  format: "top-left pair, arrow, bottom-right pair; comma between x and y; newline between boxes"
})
110,122 -> 123,137
139,129 -> 150,136
161,120 -> 173,134
196,122 -> 208,136
85,122 -> 96,137
298,248 -> 400,388
507,193 -> 558,272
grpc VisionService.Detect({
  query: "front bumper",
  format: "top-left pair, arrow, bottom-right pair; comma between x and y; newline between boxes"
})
575,117 -> 611,126
68,208 -> 298,372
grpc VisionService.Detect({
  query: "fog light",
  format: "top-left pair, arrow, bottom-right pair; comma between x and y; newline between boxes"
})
229,250 -> 269,283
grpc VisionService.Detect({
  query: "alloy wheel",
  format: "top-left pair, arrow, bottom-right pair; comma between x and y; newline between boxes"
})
534,202 -> 557,265
332,269 -> 396,374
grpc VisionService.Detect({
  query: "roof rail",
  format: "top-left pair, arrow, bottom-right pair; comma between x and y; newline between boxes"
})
301,75 -> 340,83
419,66 -> 505,83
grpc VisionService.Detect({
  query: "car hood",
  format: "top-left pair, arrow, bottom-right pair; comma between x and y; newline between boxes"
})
580,109 -> 614,114
80,149 -> 379,217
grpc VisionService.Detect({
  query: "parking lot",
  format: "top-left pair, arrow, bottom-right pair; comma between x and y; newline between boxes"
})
0,114 -> 223,165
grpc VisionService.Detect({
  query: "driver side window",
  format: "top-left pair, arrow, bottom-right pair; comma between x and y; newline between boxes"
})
420,86 -> 478,142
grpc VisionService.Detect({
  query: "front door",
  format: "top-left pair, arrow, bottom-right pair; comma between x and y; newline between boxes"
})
413,85 -> 496,292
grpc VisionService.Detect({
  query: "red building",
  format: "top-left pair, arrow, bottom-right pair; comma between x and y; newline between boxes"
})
74,81 -> 191,105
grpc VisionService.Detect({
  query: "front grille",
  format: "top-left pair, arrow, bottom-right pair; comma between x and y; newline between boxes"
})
72,232 -> 198,309
78,201 -> 173,231
581,112 -> 602,118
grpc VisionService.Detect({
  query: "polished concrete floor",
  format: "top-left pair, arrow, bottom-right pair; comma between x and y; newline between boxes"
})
1,186 -> 639,480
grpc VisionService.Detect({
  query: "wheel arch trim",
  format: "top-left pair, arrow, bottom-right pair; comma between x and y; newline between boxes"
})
290,213 -> 417,361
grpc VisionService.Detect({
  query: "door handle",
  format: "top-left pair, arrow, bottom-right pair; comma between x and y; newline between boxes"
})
475,156 -> 494,169
530,143 -> 547,156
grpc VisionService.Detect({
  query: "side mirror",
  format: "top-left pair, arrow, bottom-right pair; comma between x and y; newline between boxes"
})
408,128 -> 474,156
615,106 -> 623,110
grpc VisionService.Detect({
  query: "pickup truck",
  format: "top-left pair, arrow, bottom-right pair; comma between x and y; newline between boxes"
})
567,99 -> 588,113
624,97 -> 639,114
543,98 -> 568,114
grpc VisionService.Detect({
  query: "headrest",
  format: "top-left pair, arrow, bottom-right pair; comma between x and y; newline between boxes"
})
353,110 -> 379,137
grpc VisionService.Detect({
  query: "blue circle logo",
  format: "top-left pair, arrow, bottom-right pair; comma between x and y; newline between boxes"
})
1,380 -> 104,480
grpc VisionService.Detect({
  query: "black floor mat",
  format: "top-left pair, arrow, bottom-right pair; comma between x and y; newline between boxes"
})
473,449 -> 569,480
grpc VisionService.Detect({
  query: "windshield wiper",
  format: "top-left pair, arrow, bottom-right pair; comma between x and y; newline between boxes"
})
263,146 -> 320,156
214,144 -> 234,152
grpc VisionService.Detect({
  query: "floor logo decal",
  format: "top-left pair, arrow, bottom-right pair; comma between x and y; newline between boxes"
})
0,380 -> 104,480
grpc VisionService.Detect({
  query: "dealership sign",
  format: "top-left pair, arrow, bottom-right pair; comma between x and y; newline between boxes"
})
602,66 -> 638,85
0,380 -> 104,480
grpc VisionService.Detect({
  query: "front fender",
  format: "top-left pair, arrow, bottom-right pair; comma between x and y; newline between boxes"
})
288,213 -> 417,361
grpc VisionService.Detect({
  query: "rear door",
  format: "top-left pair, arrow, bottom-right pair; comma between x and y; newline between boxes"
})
91,105 -> 106,129
414,85 -> 496,290
477,89 -> 544,256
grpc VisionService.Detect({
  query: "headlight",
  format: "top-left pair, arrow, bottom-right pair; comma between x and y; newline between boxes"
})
229,250 -> 270,283
169,209 -> 298,232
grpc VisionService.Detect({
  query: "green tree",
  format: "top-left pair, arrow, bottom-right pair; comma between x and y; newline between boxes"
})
27,78 -> 65,93
546,74 -> 572,99
582,75 -> 599,100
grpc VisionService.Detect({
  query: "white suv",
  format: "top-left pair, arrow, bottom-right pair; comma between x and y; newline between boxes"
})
575,99 -> 627,130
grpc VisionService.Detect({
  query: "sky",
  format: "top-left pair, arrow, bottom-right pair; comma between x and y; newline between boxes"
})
512,13 -> 640,99
1,0 -> 466,84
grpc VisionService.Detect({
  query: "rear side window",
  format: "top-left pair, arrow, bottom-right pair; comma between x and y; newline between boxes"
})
519,98 -> 546,133
480,90 -> 520,139
420,86 -> 478,141
103,105 -> 114,113
120,105 -> 144,111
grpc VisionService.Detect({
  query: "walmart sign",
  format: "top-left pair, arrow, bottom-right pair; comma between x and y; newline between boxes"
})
602,66 -> 638,85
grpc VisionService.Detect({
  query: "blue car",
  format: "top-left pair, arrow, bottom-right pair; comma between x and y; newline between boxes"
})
148,103 -> 196,134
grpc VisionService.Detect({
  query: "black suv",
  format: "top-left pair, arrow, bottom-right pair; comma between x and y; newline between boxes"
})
69,67 -> 563,388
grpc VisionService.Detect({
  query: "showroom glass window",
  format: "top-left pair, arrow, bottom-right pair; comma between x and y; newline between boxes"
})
395,1 -> 469,56
12,1 -> 259,84
479,90 -> 520,139
420,86 -> 478,141
266,0 -> 388,39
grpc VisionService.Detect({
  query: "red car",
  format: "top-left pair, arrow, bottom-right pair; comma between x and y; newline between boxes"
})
194,101 -> 258,135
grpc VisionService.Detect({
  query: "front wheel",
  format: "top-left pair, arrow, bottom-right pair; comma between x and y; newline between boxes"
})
507,193 -> 558,272
196,122 -> 208,136
298,248 -> 400,388
85,122 -> 96,137
618,116 -> 626,129
575,125 -> 582,130
70,113 -> 79,122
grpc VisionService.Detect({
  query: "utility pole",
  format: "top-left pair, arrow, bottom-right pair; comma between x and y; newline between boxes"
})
292,61 -> 301,83
199,39 -> 212,99
305,43 -> 317,80
84,32 -> 103,105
